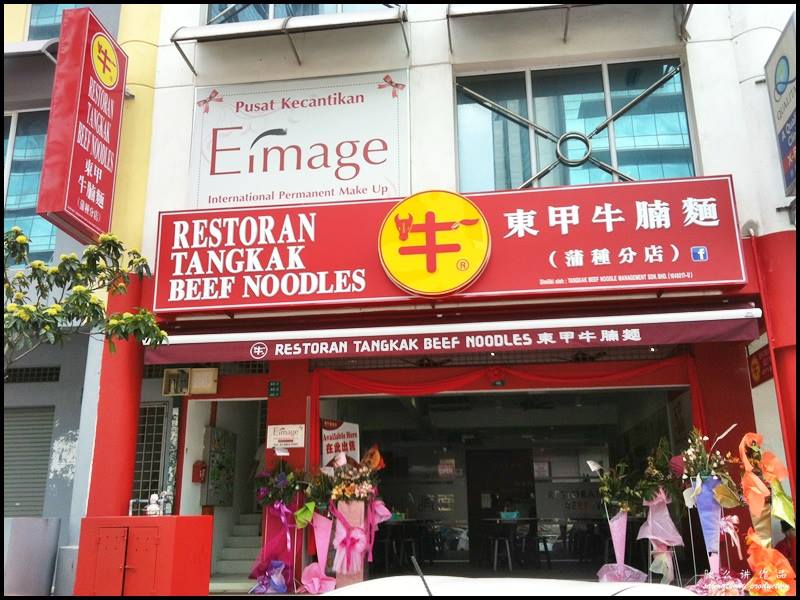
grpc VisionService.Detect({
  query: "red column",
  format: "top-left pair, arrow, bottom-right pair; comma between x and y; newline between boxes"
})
85,275 -> 145,516
752,231 -> 796,499
692,342 -> 757,573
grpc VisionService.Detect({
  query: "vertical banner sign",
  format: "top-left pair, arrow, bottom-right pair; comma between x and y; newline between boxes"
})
765,13 -> 796,197
37,8 -> 127,244
321,420 -> 360,467
189,70 -> 410,209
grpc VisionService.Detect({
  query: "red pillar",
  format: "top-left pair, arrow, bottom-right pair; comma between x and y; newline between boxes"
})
85,276 -> 145,516
692,342 -> 757,573
752,231 -> 796,499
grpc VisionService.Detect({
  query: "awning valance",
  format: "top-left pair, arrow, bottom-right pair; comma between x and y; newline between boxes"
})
145,307 -> 761,364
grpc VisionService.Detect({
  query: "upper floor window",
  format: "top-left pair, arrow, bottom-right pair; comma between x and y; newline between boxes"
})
4,112 -> 57,262
207,4 -> 386,24
28,4 -> 88,40
457,59 -> 694,193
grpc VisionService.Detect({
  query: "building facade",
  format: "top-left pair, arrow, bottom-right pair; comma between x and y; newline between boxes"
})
4,4 -> 796,595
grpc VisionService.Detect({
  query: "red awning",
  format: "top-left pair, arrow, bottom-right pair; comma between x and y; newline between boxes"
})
145,307 -> 761,364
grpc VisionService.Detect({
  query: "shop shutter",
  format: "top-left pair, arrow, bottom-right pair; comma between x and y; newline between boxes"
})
3,406 -> 55,517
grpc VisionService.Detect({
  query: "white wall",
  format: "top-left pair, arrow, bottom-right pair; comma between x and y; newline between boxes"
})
179,400 -> 211,515
685,4 -> 796,236
4,336 -> 89,547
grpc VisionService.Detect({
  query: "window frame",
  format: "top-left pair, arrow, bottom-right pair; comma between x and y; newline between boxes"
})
205,4 -> 388,25
25,4 -> 88,42
4,108 -> 57,262
454,54 -> 700,192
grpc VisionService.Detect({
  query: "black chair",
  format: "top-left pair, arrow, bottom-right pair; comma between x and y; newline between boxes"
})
488,522 -> 514,571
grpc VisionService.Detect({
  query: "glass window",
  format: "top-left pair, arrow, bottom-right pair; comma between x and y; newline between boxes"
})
4,112 -> 56,263
208,4 -> 269,24
456,60 -> 693,192
531,66 -> 612,187
456,73 -> 531,193
273,4 -> 336,18
28,4 -> 87,40
608,59 -> 694,181
208,4 -> 381,24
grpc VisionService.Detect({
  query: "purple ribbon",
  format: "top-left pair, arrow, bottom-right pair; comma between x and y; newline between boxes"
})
271,500 -> 294,551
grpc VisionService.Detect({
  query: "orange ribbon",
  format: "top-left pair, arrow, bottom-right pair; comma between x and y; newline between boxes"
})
745,528 -> 796,596
760,451 -> 789,483
739,432 -> 763,472
377,74 -> 405,98
742,471 -> 771,516
197,89 -> 223,113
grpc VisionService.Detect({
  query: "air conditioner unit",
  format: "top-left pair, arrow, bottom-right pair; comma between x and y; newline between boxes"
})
162,367 -> 218,396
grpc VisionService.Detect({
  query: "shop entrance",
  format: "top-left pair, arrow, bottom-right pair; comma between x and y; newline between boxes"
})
179,399 -> 268,594
322,387 -> 692,580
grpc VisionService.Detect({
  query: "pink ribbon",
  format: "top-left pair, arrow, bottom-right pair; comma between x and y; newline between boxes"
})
333,525 -> 367,574
720,514 -> 743,560
271,500 -> 294,551
197,89 -> 223,113
365,499 -> 392,562
377,74 -> 405,98
329,501 -> 368,575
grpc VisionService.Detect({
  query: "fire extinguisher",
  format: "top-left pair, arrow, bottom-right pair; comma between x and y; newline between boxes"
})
192,461 -> 207,483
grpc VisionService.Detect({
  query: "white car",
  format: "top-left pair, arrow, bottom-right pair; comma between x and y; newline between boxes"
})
324,576 -> 696,596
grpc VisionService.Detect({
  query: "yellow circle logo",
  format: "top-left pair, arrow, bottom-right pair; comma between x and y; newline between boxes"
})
91,33 -> 119,89
379,191 -> 491,297
750,356 -> 761,384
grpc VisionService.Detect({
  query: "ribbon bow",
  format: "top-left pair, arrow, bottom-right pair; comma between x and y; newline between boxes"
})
720,515 -> 743,560
270,500 -> 295,550
332,523 -> 368,575
377,74 -> 405,98
197,89 -> 223,113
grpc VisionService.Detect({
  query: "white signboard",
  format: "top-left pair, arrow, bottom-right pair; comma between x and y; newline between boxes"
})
321,419 -> 360,467
765,13 -> 796,197
189,70 -> 410,209
266,424 -> 306,449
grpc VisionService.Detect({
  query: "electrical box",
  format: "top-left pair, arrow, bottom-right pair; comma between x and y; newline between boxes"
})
161,368 -> 218,396
161,368 -> 190,396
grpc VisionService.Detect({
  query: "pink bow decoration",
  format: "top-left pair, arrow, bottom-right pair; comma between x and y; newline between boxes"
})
270,500 -> 294,551
300,562 -> 336,595
197,89 -> 223,113
366,499 -> 392,562
720,514 -> 743,560
377,74 -> 405,98
333,523 -> 368,575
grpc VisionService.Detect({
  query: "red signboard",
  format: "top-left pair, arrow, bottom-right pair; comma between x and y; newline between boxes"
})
153,176 -> 745,313
37,8 -> 127,244
145,309 -> 760,363
749,345 -> 774,387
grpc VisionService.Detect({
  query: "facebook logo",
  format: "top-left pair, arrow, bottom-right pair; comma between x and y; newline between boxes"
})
690,246 -> 709,262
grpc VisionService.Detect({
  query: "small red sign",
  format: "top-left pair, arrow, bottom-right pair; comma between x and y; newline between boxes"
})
37,8 -> 127,244
749,345 -> 774,387
153,176 -> 746,313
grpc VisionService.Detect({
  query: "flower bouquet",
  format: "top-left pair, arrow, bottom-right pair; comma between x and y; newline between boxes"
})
328,446 -> 391,589
635,437 -> 684,584
738,433 -> 795,596
678,426 -> 740,578
592,460 -> 647,583
250,461 -> 304,591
